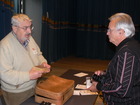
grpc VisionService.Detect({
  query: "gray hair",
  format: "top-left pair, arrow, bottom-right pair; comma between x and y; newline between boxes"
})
109,13 -> 135,37
11,14 -> 32,26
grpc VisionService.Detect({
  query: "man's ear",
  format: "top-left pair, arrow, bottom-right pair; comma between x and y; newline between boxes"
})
119,29 -> 125,35
12,26 -> 17,32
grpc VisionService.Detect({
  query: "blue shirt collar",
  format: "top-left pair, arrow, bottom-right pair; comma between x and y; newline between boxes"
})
12,31 -> 29,47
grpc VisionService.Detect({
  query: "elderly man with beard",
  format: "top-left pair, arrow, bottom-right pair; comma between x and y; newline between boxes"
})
0,14 -> 51,105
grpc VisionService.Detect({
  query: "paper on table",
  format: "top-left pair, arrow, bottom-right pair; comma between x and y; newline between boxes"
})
73,90 -> 98,95
75,84 -> 87,90
74,72 -> 88,77
80,90 -> 98,95
73,90 -> 81,95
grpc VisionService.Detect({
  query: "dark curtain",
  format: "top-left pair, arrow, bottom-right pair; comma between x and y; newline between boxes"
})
0,0 -> 14,40
41,0 -> 140,63
41,0 -> 77,63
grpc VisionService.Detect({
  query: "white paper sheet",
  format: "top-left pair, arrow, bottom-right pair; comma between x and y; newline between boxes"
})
73,90 -> 98,95
75,84 -> 87,89
74,72 -> 88,77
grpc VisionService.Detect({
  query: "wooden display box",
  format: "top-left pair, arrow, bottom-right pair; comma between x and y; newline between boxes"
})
35,75 -> 74,105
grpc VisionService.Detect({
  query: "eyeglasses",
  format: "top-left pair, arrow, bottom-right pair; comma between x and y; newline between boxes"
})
107,28 -> 117,32
15,25 -> 34,31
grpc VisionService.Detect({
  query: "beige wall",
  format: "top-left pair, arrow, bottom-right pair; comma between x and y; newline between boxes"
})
24,0 -> 42,47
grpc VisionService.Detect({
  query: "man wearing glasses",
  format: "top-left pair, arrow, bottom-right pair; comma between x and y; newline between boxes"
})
88,13 -> 140,105
0,14 -> 51,105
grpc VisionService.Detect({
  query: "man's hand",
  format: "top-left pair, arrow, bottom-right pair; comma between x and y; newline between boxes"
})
87,81 -> 98,92
94,70 -> 106,76
41,62 -> 51,71
29,66 -> 50,80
